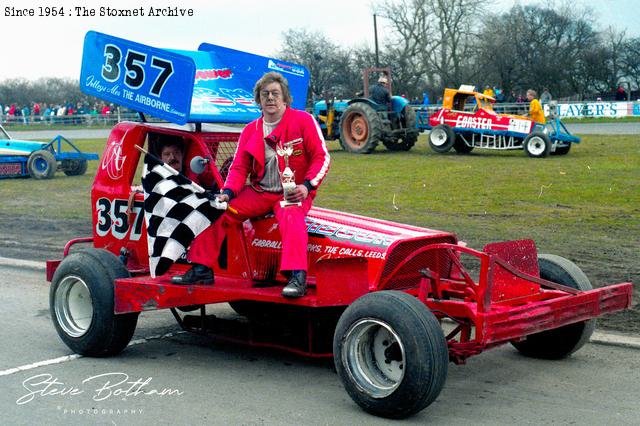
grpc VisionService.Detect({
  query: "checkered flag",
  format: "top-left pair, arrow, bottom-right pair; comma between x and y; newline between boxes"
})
142,154 -> 222,277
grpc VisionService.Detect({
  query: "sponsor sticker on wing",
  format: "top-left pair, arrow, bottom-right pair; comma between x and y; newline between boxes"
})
267,59 -> 306,77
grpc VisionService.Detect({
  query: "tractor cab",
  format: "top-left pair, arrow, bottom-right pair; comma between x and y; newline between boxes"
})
313,67 -> 419,154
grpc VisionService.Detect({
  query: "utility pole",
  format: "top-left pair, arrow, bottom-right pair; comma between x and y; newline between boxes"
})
373,14 -> 380,68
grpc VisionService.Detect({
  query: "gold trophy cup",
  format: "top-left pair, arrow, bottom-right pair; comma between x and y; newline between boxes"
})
277,143 -> 302,208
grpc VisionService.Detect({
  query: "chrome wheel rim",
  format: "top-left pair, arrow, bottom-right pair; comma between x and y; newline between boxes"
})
342,319 -> 406,398
54,275 -> 93,337
527,136 -> 546,156
430,128 -> 448,146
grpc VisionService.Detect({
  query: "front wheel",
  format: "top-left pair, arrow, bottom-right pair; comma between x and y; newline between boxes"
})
50,248 -> 138,357
333,291 -> 448,419
27,149 -> 56,179
511,254 -> 595,359
428,125 -> 455,153
523,132 -> 551,158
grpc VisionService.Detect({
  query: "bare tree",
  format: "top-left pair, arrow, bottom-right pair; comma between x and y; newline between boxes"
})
476,4 -> 599,98
620,37 -> 640,90
376,0 -> 488,95
0,77 -> 86,107
278,29 -> 359,102
374,0 -> 435,96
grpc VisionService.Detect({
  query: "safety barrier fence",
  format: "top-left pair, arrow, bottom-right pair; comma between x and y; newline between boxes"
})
2,101 -> 639,128
0,111 -> 139,127
411,100 -> 640,119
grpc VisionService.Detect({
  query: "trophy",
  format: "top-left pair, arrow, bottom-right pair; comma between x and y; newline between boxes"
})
276,143 -> 302,208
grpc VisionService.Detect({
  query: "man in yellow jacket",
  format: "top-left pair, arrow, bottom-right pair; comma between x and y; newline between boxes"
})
526,89 -> 546,124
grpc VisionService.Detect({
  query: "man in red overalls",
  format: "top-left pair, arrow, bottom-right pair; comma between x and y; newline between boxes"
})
148,133 -> 219,285
217,71 -> 331,298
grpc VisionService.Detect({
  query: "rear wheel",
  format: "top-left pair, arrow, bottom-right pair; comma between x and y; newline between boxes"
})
50,248 -> 138,356
453,133 -> 474,153
63,159 -> 88,176
552,143 -> 571,155
339,103 -> 382,154
511,254 -> 595,359
334,291 -> 448,419
27,149 -> 56,179
524,132 -> 551,158
384,106 -> 418,152
428,125 -> 455,153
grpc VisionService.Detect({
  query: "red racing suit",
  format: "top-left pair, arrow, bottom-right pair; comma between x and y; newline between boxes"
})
182,167 -> 219,270
217,106 -> 331,272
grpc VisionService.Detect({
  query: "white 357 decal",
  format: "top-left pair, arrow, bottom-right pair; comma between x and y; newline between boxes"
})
96,197 -> 144,241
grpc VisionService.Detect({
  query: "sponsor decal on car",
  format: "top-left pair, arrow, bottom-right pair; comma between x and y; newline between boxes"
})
454,116 -> 492,129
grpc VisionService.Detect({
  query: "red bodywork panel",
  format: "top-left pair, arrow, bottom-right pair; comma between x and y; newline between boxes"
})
429,89 -> 534,135
46,121 -> 633,362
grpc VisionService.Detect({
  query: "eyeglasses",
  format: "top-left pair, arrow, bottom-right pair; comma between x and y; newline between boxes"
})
260,90 -> 282,99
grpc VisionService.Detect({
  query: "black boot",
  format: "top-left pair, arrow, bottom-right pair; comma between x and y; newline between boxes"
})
281,270 -> 307,298
171,264 -> 214,285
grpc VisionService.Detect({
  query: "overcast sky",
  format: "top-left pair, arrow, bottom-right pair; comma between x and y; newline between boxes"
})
0,0 -> 636,81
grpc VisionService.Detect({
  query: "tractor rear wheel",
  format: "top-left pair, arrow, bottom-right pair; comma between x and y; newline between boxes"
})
428,125 -> 455,153
524,132 -> 551,158
339,103 -> 382,154
511,254 -> 595,359
63,159 -> 88,176
50,248 -> 138,357
334,291 -> 448,419
383,106 -> 417,152
27,149 -> 56,179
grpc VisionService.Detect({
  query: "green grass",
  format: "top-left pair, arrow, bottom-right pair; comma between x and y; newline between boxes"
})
316,135 -> 638,241
3,135 -> 638,235
0,139 -> 104,220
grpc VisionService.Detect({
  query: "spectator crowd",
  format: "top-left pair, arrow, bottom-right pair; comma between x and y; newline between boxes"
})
0,101 -> 116,125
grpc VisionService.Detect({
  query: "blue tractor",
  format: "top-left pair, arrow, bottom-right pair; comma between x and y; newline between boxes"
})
313,68 -> 419,154
0,124 -> 99,179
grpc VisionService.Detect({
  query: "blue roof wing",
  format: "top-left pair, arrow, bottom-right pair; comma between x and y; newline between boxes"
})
79,31 -> 310,125
196,43 -> 310,115
80,31 -> 196,124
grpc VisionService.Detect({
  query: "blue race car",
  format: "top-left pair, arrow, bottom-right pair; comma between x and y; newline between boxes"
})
0,124 -> 99,179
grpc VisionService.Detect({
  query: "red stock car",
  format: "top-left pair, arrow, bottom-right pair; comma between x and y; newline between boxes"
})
417,87 -> 580,157
47,120 -> 632,418
46,34 -> 632,419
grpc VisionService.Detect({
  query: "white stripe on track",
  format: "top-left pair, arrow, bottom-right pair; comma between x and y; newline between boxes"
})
0,331 -> 186,377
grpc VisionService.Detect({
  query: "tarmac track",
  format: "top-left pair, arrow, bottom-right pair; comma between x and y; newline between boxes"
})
0,261 -> 639,425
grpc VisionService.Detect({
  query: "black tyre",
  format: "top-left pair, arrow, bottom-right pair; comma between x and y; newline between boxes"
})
383,106 -> 418,151
50,248 -> 139,357
428,125 -> 455,153
27,149 -> 56,179
552,143 -> 571,155
523,132 -> 551,158
63,159 -> 88,176
333,291 -> 448,419
511,254 -> 595,359
453,133 -> 474,153
339,102 -> 382,154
